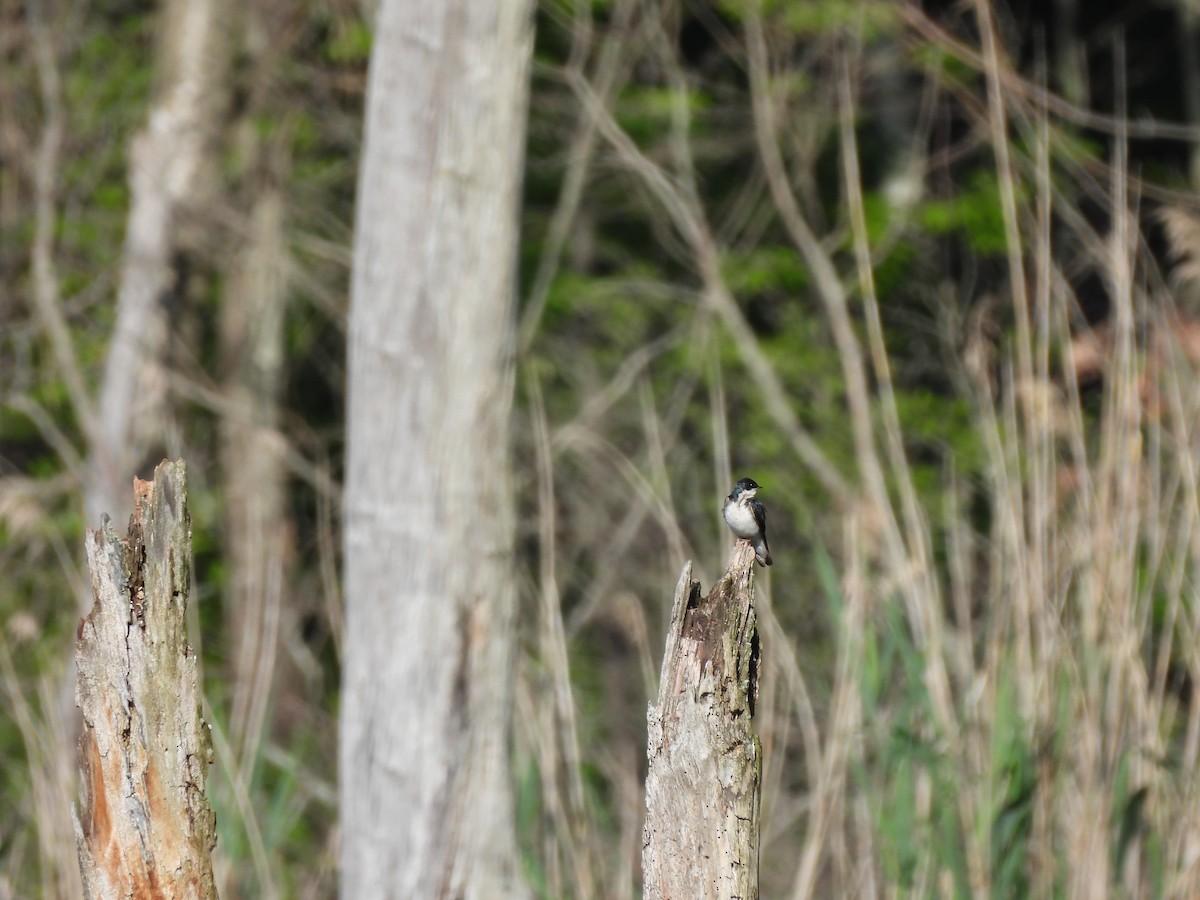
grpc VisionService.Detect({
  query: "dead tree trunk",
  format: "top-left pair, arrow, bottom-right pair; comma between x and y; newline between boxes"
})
74,459 -> 217,900
643,542 -> 763,900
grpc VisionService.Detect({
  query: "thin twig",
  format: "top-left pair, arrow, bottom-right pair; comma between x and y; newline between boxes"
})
519,0 -> 638,350
530,374 -> 598,899
562,66 -> 853,504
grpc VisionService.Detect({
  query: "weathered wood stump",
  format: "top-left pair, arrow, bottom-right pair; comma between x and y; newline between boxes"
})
74,459 -> 218,900
643,540 -> 762,899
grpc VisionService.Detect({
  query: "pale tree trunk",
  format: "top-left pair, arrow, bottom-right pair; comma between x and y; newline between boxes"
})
643,543 -> 763,899
219,14 -> 292,759
340,2 -> 534,898
221,174 -> 290,758
85,0 -> 228,539
75,459 -> 218,900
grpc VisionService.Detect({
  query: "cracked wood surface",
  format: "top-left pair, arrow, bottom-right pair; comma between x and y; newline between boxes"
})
643,540 -> 762,900
75,459 -> 217,900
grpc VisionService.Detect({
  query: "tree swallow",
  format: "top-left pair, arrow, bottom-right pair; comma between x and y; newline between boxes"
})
723,477 -> 772,566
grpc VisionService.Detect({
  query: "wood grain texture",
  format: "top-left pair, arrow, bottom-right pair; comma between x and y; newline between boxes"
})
643,541 -> 762,900
75,459 -> 217,900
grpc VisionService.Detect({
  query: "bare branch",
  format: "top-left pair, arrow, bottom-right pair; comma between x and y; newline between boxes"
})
565,68 -> 853,504
519,0 -> 638,350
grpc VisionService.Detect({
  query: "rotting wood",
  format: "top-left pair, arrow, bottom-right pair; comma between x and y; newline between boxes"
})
74,459 -> 217,900
643,540 -> 762,899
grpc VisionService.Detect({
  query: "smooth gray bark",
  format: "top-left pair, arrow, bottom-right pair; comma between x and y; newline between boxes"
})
643,543 -> 763,899
74,460 -> 217,900
340,1 -> 535,897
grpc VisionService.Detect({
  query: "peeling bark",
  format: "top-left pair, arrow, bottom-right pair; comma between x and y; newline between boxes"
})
643,542 -> 762,900
74,459 -> 217,900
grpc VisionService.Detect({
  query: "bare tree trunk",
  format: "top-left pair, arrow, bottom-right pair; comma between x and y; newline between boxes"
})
219,49 -> 292,758
643,543 -> 763,900
74,459 -> 218,900
221,177 -> 290,760
339,1 -> 534,898
85,0 -> 228,538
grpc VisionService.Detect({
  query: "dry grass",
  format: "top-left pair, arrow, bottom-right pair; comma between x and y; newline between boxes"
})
516,4 -> 1200,897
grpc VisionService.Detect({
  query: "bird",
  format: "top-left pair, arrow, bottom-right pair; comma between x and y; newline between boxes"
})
722,477 -> 772,566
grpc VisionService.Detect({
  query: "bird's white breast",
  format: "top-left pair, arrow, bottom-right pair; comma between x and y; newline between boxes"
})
723,498 -> 759,539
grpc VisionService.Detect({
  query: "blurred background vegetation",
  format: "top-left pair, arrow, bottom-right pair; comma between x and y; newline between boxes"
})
6,0 -> 1200,896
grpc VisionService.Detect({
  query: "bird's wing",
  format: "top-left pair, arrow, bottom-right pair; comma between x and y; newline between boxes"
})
751,499 -> 767,535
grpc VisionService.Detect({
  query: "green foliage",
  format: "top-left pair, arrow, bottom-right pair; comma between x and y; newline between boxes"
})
324,19 -> 372,64
615,84 -> 711,143
894,390 -> 985,492
64,19 -> 152,117
778,0 -> 899,38
989,673 -> 1036,897
871,238 -> 917,299
718,0 -> 899,38
853,598 -> 974,896
542,0 -> 618,15
919,169 -> 1013,255
857,192 -> 919,297
910,42 -> 980,85
722,246 -> 808,295
1050,131 -> 1103,166
515,759 -> 550,896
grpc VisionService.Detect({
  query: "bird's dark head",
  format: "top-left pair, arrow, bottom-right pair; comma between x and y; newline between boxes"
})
733,477 -> 761,497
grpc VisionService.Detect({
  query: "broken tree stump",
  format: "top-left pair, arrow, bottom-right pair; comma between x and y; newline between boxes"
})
643,540 -> 762,899
74,459 -> 218,900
